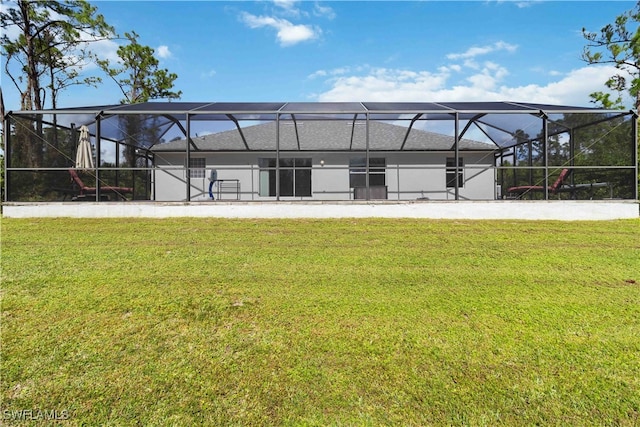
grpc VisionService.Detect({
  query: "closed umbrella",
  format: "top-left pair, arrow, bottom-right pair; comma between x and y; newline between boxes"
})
75,125 -> 94,170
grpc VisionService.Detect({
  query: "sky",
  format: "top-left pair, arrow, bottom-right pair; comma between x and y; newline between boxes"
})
1,0 -> 638,111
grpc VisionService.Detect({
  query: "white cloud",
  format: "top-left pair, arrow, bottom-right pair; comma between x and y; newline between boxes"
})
274,0 -> 298,11
240,12 -> 320,46
272,0 -> 305,18
439,64 -> 462,73
313,63 -> 622,107
499,65 -> 627,106
308,70 -> 328,79
490,0 -> 543,8
447,41 -> 518,60
46,37 -> 119,79
515,0 -> 543,8
463,58 -> 480,70
316,67 -> 451,102
307,65 -> 369,80
96,37 -> 121,58
157,45 -> 172,59
465,62 -> 509,91
314,2 -> 336,19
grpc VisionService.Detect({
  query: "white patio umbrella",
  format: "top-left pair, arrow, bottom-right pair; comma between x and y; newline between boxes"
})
75,125 -> 95,170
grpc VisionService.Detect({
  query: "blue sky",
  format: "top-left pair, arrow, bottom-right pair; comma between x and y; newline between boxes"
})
2,1 -> 637,111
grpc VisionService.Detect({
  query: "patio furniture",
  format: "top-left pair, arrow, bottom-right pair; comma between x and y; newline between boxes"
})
507,168 -> 572,198
69,169 -> 134,201
507,168 -> 611,199
215,179 -> 241,200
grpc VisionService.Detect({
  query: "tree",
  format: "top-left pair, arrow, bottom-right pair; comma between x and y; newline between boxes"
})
0,88 -> 4,202
1,0 -> 114,111
98,31 -> 181,167
98,31 -> 181,104
1,0 -> 113,169
582,1 -> 640,110
563,112 -> 636,199
583,2 -> 640,197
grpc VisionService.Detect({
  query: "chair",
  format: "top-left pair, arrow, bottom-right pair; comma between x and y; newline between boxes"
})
507,168 -> 572,198
69,169 -> 134,201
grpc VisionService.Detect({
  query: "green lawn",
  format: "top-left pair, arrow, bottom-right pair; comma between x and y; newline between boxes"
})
1,218 -> 639,426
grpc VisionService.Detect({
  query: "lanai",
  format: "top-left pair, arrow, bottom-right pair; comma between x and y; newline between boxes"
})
3,101 -> 637,203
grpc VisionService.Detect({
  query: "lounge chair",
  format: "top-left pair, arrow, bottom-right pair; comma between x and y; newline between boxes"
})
69,169 -> 134,201
507,168 -> 611,199
507,168 -> 572,198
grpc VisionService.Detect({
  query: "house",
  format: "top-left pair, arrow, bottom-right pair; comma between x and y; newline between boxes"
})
3,101 -> 636,209
150,120 -> 497,201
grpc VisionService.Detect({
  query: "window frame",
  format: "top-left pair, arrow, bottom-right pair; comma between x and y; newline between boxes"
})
446,157 -> 464,188
258,157 -> 312,197
188,157 -> 206,179
349,157 -> 386,188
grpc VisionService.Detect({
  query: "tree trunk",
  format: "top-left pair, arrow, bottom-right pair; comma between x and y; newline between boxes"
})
19,0 -> 44,168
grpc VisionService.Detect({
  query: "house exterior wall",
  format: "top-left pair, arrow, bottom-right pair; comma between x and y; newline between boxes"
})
152,151 -> 496,201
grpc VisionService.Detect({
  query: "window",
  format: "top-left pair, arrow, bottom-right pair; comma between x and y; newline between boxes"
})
349,157 -> 386,188
188,157 -> 206,178
446,157 -> 464,188
259,158 -> 312,197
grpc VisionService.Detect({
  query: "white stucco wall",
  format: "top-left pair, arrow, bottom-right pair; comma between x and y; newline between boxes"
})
151,151 -> 496,202
4,201 -> 638,220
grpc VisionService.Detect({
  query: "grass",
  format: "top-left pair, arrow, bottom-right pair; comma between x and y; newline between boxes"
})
1,217 -> 639,426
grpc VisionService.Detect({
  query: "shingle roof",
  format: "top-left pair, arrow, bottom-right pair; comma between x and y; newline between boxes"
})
152,120 -> 495,152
